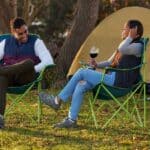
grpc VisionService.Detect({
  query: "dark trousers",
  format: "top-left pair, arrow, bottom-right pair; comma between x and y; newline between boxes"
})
0,59 -> 36,115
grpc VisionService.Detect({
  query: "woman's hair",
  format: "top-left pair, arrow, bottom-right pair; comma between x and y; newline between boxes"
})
127,20 -> 144,39
10,17 -> 26,30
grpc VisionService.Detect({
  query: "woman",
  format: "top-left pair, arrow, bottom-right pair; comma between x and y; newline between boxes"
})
39,20 -> 144,128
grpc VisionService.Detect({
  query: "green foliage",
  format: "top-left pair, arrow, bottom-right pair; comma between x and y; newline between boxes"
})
1,89 -> 150,149
18,0 -> 150,43
98,0 -> 150,23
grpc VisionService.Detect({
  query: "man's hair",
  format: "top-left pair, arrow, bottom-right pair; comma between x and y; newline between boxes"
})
10,17 -> 26,30
127,20 -> 144,38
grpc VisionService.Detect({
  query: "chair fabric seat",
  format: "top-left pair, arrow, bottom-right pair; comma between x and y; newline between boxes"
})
7,77 -> 41,94
93,84 -> 131,100
0,34 -> 10,41
0,33 -> 39,42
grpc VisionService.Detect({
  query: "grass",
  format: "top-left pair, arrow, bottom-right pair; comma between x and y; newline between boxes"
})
0,88 -> 150,150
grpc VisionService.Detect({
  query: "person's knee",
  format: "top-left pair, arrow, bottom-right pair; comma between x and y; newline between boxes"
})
21,59 -> 34,67
0,76 -> 8,88
76,68 -> 88,75
75,81 -> 88,93
76,68 -> 83,73
18,59 -> 35,72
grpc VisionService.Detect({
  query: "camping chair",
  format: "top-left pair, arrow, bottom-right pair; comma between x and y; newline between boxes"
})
88,37 -> 149,129
0,34 -> 55,123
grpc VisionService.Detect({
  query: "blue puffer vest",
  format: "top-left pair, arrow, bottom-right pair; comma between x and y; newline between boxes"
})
3,35 -> 40,66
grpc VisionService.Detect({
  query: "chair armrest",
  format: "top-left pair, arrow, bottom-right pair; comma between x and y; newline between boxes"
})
44,64 -> 56,70
105,64 -> 143,72
37,64 -> 56,80
79,60 -> 89,68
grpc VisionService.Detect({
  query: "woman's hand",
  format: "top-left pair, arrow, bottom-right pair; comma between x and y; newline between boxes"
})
89,58 -> 97,68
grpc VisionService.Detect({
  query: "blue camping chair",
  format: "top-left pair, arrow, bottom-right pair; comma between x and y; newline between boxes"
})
0,34 -> 55,123
88,37 -> 149,129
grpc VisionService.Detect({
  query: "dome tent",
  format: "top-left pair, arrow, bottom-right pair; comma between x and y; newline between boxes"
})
67,7 -> 150,81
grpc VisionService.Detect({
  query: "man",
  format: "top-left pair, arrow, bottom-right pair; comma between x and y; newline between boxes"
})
0,17 -> 54,129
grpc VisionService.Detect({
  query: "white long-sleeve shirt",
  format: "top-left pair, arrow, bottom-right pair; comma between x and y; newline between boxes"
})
97,36 -> 143,68
0,38 -> 54,73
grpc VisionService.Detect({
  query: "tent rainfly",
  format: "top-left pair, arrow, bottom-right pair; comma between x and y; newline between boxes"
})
67,6 -> 150,82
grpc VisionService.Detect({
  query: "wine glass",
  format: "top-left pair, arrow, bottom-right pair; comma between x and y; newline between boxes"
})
89,46 -> 99,70
89,46 -> 99,58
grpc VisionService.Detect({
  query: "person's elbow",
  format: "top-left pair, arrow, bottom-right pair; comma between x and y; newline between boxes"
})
43,58 -> 54,66
118,48 -> 128,55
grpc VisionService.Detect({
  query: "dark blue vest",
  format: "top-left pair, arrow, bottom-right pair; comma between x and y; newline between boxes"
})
114,55 -> 142,87
114,40 -> 143,88
3,35 -> 40,66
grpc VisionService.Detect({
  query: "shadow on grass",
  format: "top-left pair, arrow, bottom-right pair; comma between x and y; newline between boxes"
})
3,126 -> 99,146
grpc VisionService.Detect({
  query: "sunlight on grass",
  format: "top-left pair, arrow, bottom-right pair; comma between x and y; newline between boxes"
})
0,88 -> 150,149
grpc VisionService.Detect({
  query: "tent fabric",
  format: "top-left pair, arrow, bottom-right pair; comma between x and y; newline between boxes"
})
67,6 -> 150,81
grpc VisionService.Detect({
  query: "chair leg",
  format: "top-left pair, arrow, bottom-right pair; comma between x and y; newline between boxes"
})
143,83 -> 147,127
5,82 -> 34,116
37,81 -> 42,123
131,96 -> 143,126
89,96 -> 98,128
37,97 -> 42,124
5,82 -> 41,124
102,91 -> 143,128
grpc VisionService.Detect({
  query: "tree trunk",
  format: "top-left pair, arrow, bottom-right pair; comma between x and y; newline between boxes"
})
0,0 -> 17,33
9,0 -> 17,17
56,0 -> 99,77
0,0 -> 49,32
124,0 -> 129,6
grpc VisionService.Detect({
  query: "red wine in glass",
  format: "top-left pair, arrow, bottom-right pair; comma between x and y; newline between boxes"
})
90,52 -> 98,58
89,47 -> 99,70
89,47 -> 99,58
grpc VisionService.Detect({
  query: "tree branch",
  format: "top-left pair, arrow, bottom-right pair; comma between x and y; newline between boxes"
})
22,0 -> 50,25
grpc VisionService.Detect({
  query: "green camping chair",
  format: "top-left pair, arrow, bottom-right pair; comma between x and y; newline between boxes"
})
0,34 -> 55,123
88,37 -> 149,129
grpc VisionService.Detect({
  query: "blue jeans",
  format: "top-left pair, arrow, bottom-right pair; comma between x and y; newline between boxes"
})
58,68 -> 115,120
